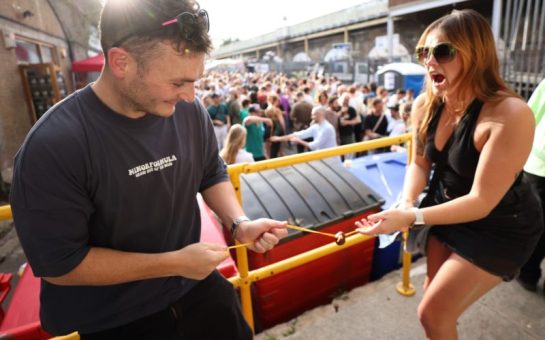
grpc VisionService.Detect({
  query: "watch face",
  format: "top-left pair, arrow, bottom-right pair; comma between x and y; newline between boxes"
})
234,216 -> 250,225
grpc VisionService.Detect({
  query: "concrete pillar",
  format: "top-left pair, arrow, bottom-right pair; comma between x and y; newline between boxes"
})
492,0 -> 502,43
387,16 -> 394,62
344,29 -> 349,43
304,37 -> 309,55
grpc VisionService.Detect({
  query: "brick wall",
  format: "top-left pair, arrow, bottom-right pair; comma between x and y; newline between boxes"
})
0,0 -> 67,182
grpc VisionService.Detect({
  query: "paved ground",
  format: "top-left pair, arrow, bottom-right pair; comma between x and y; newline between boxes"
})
0,220 -> 26,310
1,217 -> 544,340
256,258 -> 545,340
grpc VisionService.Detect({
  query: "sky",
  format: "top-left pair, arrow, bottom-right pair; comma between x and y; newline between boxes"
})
197,0 -> 371,48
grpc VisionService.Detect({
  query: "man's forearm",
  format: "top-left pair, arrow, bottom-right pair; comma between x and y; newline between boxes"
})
272,134 -> 294,143
201,181 -> 245,228
296,139 -> 310,150
44,247 -> 179,286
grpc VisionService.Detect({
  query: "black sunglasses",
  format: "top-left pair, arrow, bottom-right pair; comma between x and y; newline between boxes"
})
415,42 -> 457,64
112,9 -> 209,48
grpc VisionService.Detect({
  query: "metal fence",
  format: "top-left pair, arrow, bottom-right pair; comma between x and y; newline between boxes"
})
500,0 -> 545,99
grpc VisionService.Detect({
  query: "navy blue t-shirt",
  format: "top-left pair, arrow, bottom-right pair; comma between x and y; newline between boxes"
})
10,85 -> 228,335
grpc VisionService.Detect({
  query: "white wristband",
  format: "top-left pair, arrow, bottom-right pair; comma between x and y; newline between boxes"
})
411,207 -> 425,226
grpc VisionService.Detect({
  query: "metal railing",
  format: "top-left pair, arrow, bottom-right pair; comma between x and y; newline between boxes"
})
226,134 -> 414,329
0,133 -> 413,337
500,0 -> 545,100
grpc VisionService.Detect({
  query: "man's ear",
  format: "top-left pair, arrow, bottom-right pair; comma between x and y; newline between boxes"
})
106,47 -> 132,79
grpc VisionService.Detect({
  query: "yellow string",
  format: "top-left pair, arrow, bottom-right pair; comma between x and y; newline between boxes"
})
226,225 -> 360,250
285,224 -> 337,238
228,242 -> 252,250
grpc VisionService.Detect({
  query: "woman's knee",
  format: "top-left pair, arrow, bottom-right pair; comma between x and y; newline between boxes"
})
417,300 -> 455,334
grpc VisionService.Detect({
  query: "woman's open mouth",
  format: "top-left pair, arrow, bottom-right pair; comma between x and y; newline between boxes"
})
431,73 -> 446,86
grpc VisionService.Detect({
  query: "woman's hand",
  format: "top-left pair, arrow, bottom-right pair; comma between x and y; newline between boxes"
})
355,208 -> 415,235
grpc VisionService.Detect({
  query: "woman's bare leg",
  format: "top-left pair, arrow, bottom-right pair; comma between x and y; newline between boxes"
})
424,236 -> 452,290
418,253 -> 502,340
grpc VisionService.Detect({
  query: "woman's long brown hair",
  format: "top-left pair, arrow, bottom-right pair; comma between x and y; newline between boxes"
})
416,9 -> 520,149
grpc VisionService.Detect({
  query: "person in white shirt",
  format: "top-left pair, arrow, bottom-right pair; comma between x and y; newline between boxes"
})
387,104 -> 407,136
219,124 -> 255,165
270,106 -> 337,151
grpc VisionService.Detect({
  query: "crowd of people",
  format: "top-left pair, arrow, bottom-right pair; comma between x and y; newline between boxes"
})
200,71 -> 414,164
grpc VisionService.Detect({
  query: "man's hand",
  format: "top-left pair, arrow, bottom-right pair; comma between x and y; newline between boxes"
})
289,136 -> 303,145
176,243 -> 229,280
235,218 -> 288,253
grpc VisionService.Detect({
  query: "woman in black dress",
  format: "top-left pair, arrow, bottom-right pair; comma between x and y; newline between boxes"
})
356,9 -> 543,340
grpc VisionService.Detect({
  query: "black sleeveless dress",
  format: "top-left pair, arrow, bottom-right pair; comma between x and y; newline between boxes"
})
423,99 -> 544,280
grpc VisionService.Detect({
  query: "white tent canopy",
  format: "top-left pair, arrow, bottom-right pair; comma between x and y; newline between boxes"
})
324,47 -> 350,62
368,43 -> 410,60
293,52 -> 312,62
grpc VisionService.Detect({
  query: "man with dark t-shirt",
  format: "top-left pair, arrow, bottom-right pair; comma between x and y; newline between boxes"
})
290,92 -> 313,153
363,98 -> 389,139
363,98 -> 389,154
9,1 -> 287,339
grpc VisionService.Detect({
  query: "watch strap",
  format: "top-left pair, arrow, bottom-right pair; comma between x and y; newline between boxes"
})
230,215 -> 251,237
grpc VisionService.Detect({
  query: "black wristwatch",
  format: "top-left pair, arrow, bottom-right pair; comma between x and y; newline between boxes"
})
230,216 -> 251,237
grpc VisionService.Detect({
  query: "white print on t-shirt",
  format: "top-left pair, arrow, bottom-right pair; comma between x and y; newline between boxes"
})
128,155 -> 178,178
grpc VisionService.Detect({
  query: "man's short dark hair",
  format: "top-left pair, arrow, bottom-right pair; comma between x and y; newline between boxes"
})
372,98 -> 383,107
388,104 -> 400,111
99,0 -> 212,65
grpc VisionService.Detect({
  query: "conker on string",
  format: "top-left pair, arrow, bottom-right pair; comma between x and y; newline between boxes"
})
335,231 -> 346,245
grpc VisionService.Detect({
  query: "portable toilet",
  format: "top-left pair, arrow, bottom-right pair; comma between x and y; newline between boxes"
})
376,62 -> 426,95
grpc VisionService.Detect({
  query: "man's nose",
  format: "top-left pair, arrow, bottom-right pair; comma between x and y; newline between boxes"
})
178,87 -> 195,102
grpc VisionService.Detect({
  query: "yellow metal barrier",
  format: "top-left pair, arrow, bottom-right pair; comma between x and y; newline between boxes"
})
397,134 -> 416,296
229,232 -> 374,289
0,133 -> 413,337
51,333 -> 79,340
227,134 -> 414,329
0,204 -> 12,221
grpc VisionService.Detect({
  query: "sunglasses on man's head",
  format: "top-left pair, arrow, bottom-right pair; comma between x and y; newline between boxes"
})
111,8 -> 209,48
161,9 -> 209,41
415,42 -> 457,64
